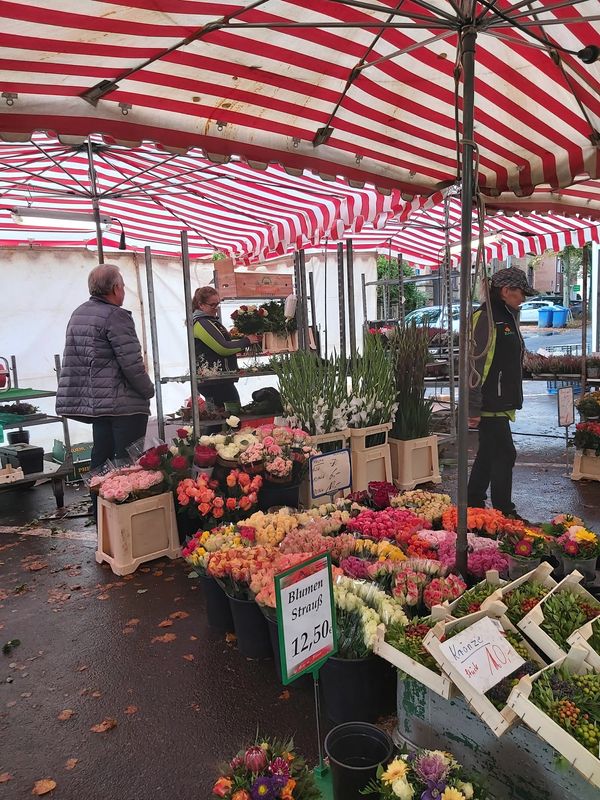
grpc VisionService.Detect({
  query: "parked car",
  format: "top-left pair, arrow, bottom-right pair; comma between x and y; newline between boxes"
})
518,299 -> 562,324
404,304 -> 462,331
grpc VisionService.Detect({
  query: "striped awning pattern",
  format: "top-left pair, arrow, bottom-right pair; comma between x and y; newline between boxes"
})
0,134 -> 598,265
0,1 -> 598,200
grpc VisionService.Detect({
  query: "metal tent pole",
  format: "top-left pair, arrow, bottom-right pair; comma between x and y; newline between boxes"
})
181,231 -> 201,438
308,270 -> 318,353
337,243 -> 347,358
582,245 -> 589,388
456,26 -> 478,580
398,253 -> 405,324
299,250 -> 310,350
144,246 -> 165,441
86,140 -> 104,263
346,239 -> 357,355
443,200 -> 457,437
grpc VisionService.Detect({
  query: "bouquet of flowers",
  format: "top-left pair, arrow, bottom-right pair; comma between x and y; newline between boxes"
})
441,507 -> 526,537
573,420 -> 600,455
264,454 -> 294,482
541,513 -> 584,537
231,304 -> 268,334
346,507 -> 427,542
499,528 -> 549,560
250,552 -> 315,611
181,526 -> 243,573
362,749 -> 482,800
207,545 -> 276,599
238,441 -> 266,471
176,470 -> 262,527
237,509 -> 299,547
555,525 -> 600,560
367,481 -> 399,510
98,467 -> 164,503
212,736 -> 319,800
194,444 -> 218,468
416,530 -> 508,578
391,489 -> 453,525
279,524 -> 357,563
333,584 -> 382,657
335,575 -> 408,627
138,441 -> 191,487
422,574 -> 467,610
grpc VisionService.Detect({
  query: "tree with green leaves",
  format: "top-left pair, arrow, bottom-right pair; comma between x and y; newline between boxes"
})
376,255 -> 427,316
559,244 -> 586,306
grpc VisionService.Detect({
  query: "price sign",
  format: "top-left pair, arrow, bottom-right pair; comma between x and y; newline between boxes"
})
274,553 -> 336,684
437,617 -> 525,695
558,386 -> 574,427
310,449 -> 352,499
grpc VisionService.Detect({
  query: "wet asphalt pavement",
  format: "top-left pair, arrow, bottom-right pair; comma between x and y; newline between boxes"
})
1,363 -> 600,798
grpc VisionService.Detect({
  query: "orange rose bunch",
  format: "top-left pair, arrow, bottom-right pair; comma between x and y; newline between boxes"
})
176,469 -> 262,527
441,506 -> 526,537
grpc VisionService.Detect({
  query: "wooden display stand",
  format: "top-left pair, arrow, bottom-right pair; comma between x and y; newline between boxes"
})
389,434 -> 441,490
349,423 -> 392,492
96,492 -> 180,576
571,450 -> 600,481
262,331 -> 299,354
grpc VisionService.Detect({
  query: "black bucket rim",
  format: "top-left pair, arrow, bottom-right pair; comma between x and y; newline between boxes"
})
324,722 -> 394,772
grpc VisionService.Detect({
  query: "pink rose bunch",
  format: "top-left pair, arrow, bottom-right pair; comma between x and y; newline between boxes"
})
423,574 -> 466,609
265,455 -> 293,478
347,507 -> 428,542
238,441 -> 266,465
339,556 -> 372,580
99,469 -> 163,503
279,523 -> 356,562
393,567 -> 429,606
419,530 -> 509,578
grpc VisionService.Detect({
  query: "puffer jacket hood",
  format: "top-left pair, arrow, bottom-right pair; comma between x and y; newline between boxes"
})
56,296 -> 154,421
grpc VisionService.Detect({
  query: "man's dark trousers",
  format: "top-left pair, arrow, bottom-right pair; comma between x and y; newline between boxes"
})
467,415 -> 517,516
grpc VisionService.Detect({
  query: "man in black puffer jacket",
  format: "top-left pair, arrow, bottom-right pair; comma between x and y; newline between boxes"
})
468,267 -> 536,519
56,264 -> 154,473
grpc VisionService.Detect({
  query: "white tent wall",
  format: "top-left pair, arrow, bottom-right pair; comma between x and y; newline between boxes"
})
1,247 -> 377,454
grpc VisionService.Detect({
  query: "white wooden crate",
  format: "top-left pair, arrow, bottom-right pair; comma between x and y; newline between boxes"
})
518,571 -> 600,663
507,646 -> 600,789
424,601 -> 546,737
479,560 -> 557,616
567,619 -> 600,671
373,622 -> 455,700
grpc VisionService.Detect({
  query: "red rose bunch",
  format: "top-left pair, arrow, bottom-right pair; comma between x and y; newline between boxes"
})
194,444 -> 217,467
367,481 -> 397,509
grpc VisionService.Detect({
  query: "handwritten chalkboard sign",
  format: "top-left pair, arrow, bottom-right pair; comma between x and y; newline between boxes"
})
437,617 -> 525,695
309,449 -> 352,499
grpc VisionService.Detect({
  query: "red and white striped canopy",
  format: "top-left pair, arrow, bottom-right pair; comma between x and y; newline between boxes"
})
1,134 -> 598,264
0,1 -> 599,201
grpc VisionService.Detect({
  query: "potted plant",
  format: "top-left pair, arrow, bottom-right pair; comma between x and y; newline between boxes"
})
388,323 -> 441,489
555,524 -> 600,584
260,299 -> 299,353
572,421 -> 600,481
576,392 -> 600,420
498,529 -> 550,579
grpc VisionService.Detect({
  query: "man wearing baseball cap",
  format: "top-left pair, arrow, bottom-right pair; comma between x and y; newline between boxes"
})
468,267 -> 537,519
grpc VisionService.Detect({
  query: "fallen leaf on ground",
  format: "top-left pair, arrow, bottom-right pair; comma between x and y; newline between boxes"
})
76,665 -> 88,672
7,701 -> 17,708
48,590 -> 71,604
151,633 -> 176,644
0,773 -> 12,783
122,627 -> 135,635
123,575 -> 134,581
190,702 -> 201,713
158,619 -> 173,628
64,759 -> 78,771
140,567 -> 151,573
32,778 -> 57,795
23,560 -> 48,573
183,654 -> 195,662
137,589 -> 148,594
91,691 -> 102,699
90,718 -> 117,733
57,709 -> 75,721
169,611 -> 189,620
164,576 -> 175,582
0,591 -> 8,601
21,692 -> 32,698
126,618 -> 140,626
124,705 -> 138,715
153,570 -> 163,577
278,690 -> 290,701
96,594 -> 109,601
189,635 -> 198,641
225,633 -> 237,644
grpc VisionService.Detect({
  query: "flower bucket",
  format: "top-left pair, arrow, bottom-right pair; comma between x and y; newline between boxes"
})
198,573 -> 234,632
241,462 -> 264,475
320,655 -> 392,724
258,480 -> 300,512
324,722 -> 394,800
228,596 -> 272,659
562,556 -> 597,584
176,514 -> 201,545
192,465 -> 213,479
507,555 -> 541,580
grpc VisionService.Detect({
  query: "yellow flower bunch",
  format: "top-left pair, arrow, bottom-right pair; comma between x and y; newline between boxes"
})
242,510 -> 299,547
351,538 -> 406,562
570,526 -> 597,543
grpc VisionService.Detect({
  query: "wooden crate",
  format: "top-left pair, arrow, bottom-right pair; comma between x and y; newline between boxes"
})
507,647 -> 600,789
479,561 -> 557,614
567,619 -> 600,671
424,601 -> 546,737
373,612 -> 455,700
518,571 -> 600,663
235,272 -> 293,298
441,569 -> 508,618
571,450 -> 600,482
213,257 -> 236,299
96,492 -> 180,576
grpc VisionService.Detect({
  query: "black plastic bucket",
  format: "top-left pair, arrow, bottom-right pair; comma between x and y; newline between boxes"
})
198,574 -> 234,633
7,430 -> 30,445
258,480 -> 300,512
228,596 -> 272,659
324,722 -> 394,800
320,655 -> 387,724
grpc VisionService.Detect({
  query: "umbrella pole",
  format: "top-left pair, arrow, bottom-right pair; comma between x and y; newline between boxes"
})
456,26 -> 478,579
86,140 -> 104,263
144,246 -> 165,442
181,230 -> 201,439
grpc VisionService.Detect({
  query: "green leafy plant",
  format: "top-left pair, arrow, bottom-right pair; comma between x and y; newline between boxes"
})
389,323 -> 432,440
452,581 -> 500,618
576,392 -> 600,418
259,300 -> 297,334
271,351 -> 349,435
540,590 -> 600,649
347,334 -> 397,428
385,617 -> 440,672
502,582 -> 550,625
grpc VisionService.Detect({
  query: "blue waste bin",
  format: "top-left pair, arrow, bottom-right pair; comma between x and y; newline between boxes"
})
551,306 -> 569,328
538,307 -> 554,328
